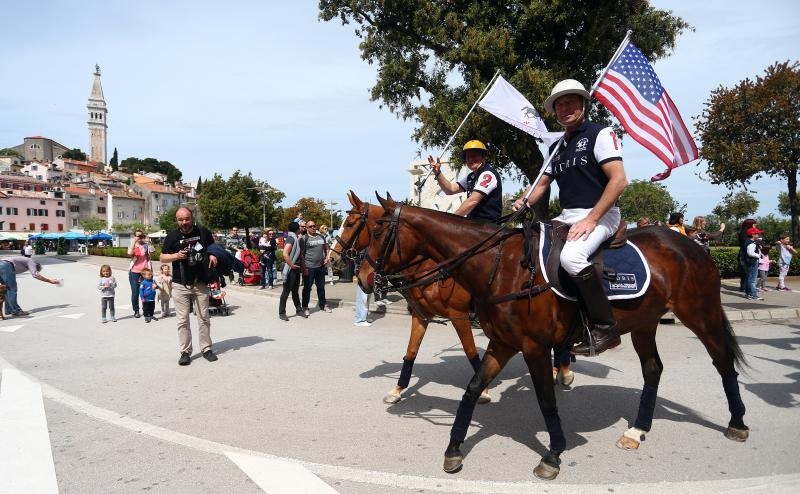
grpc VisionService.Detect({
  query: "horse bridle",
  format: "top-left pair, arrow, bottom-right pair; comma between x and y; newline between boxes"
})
330,204 -> 370,261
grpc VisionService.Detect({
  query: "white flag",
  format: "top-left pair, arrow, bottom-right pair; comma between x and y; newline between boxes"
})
478,75 -> 563,146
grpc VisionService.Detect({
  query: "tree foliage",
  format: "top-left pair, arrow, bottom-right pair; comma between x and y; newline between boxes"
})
712,190 -> 759,224
80,217 -> 107,233
109,147 -> 119,170
62,148 -> 87,161
696,61 -> 800,242
778,192 -> 799,217
158,205 -> 179,232
120,157 -> 183,183
197,171 -> 285,235
319,0 -> 689,186
618,179 -> 683,223
0,147 -> 22,157
277,197 -> 339,231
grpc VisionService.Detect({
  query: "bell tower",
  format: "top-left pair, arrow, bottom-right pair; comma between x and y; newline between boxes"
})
87,64 -> 108,164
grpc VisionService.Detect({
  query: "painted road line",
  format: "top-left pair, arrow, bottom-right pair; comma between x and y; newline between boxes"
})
0,369 -> 59,494
226,451 -> 340,494
0,324 -> 25,333
57,313 -> 85,319
1,357 -> 798,494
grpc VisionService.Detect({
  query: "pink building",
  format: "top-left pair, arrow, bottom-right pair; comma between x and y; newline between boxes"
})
0,189 -> 68,233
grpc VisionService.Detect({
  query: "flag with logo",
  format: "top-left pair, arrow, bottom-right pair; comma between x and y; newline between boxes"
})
478,75 -> 563,147
593,40 -> 698,181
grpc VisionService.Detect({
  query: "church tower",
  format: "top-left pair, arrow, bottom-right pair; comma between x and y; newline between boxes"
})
87,64 -> 108,164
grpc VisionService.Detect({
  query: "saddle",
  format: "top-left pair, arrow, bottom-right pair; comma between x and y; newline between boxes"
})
531,220 -> 651,301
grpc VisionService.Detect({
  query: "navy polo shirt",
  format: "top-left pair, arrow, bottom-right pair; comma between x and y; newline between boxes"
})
457,163 -> 503,221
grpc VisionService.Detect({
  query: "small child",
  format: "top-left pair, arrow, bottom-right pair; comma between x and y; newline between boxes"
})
776,234 -> 797,291
138,268 -> 160,323
98,264 -> 117,323
757,244 -> 772,291
157,264 -> 173,317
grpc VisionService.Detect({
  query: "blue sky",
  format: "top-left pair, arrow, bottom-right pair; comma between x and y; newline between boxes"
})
1,1 -> 798,222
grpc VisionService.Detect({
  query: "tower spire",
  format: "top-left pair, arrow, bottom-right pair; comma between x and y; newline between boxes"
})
87,65 -> 108,164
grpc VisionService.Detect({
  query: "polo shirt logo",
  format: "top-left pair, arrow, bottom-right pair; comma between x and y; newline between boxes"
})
576,138 -> 589,152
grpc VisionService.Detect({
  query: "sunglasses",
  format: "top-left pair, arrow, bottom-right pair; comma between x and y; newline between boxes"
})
307,225 -> 316,228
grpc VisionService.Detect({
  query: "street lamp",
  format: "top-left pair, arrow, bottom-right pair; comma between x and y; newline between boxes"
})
248,185 -> 277,230
328,200 -> 338,229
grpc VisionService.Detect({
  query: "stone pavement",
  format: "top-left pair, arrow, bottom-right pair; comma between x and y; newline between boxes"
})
50,253 -> 800,322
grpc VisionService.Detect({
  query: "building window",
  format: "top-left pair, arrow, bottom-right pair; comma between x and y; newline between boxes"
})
58,224 -> 64,231
70,205 -> 80,212
56,210 -> 66,217
9,222 -> 16,230
41,224 -> 49,231
98,207 -> 106,214
40,200 -> 46,205
70,195 -> 79,199
72,219 -> 78,227
117,212 -> 124,218
6,207 -> 18,215
28,223 -> 35,231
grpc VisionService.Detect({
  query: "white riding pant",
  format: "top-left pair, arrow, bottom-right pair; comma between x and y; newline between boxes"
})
554,207 -> 621,275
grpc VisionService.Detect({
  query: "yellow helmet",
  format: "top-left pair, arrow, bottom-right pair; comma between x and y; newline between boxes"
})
461,140 -> 488,160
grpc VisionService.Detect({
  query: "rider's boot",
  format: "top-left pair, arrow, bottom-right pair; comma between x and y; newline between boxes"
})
571,266 -> 621,356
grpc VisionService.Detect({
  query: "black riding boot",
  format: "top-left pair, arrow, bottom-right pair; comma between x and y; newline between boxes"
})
571,266 -> 621,356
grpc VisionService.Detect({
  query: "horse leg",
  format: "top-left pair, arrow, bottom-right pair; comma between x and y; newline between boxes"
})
452,317 -> 491,404
676,310 -> 749,441
384,313 -> 428,404
443,341 -> 516,474
552,347 -> 574,387
617,328 -> 662,450
523,346 -> 567,480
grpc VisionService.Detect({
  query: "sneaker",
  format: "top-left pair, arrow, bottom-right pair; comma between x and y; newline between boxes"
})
152,316 -> 159,321
111,318 -> 117,322
279,313 -> 289,321
202,350 -> 218,362
782,287 -> 793,292
178,352 -> 191,366
259,286 -> 265,290
303,308 -> 310,318
354,321 -> 372,327
145,317 -> 151,323
12,310 -> 29,317
101,319 -> 107,323
269,285 -> 274,290
323,305 -> 332,313
329,281 -> 335,286
375,299 -> 390,306
134,312 -> 141,318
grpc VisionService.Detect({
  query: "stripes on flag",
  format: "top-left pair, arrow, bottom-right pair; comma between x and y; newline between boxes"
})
594,41 -> 698,181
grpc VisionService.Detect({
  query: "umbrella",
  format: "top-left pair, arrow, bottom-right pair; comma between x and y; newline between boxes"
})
62,231 -> 88,240
88,232 -> 112,241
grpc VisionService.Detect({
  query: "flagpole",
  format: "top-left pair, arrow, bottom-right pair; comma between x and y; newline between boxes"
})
520,31 -> 633,206
416,70 -> 502,200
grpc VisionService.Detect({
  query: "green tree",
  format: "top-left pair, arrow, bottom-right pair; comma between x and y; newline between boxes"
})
778,192 -> 799,217
279,198 -> 335,229
756,213 -> 791,244
80,217 -> 107,232
696,61 -> 800,242
109,147 -> 119,170
158,205 -> 179,232
62,148 -> 87,161
120,157 -> 183,183
0,147 -> 22,157
618,179 -> 684,224
712,190 -> 759,225
319,1 -> 689,216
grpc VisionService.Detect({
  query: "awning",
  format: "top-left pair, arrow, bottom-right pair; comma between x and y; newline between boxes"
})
0,232 -> 32,241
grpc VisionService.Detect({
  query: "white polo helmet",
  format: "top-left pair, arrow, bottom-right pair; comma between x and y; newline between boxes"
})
544,79 -> 590,114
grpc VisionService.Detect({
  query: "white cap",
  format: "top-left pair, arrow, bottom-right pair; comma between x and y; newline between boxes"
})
544,79 -> 590,114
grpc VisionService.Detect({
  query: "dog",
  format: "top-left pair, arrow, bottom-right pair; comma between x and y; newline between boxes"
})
0,283 -> 6,320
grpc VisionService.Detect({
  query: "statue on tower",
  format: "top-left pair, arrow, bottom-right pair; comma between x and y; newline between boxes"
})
95,64 -> 101,75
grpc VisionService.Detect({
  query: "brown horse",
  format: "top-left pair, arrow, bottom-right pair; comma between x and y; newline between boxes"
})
357,195 -> 748,481
330,191 -> 490,404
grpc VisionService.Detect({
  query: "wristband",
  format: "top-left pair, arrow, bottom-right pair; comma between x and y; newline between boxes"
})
434,170 -> 441,178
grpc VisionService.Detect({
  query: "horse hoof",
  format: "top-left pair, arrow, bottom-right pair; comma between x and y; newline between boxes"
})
724,426 -> 749,442
533,459 -> 560,480
443,455 -> 463,473
560,370 -> 575,387
616,435 -> 640,450
383,390 -> 402,404
478,391 -> 492,404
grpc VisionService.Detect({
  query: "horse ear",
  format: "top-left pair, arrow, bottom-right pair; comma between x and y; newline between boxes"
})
375,192 -> 392,211
348,190 -> 361,208
386,191 -> 394,202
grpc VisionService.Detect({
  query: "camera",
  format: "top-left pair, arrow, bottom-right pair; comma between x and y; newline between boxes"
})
180,237 -> 205,267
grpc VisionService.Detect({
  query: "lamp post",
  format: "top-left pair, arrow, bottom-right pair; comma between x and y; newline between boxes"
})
248,185 -> 277,230
329,200 -> 338,229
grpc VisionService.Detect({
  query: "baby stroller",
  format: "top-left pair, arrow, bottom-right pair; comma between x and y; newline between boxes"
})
207,279 -> 229,316
238,250 -> 262,286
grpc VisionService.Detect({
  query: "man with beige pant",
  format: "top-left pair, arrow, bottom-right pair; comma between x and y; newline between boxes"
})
160,207 -> 219,366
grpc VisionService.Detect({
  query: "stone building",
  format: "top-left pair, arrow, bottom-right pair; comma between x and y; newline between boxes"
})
407,158 -> 465,213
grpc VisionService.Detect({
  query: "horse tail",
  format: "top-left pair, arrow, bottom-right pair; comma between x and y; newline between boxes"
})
721,312 -> 749,373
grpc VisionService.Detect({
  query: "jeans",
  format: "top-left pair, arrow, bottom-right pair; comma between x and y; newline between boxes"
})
129,270 -> 142,313
101,297 -> 115,320
279,268 -> 302,315
302,266 -> 327,309
745,261 -> 758,298
354,282 -> 370,323
260,259 -> 276,287
0,261 -> 22,314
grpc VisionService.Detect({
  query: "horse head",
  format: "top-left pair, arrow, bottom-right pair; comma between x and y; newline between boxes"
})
329,190 -> 376,264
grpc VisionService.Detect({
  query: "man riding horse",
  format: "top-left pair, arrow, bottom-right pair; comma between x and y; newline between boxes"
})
514,79 -> 628,355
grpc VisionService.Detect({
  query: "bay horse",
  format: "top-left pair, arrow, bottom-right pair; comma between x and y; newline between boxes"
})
358,194 -> 748,480
330,191 -> 491,404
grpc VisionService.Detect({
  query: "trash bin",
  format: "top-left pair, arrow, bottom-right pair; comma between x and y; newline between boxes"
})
339,259 -> 355,282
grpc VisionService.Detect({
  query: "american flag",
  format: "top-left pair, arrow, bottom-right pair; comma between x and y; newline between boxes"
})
594,41 -> 698,181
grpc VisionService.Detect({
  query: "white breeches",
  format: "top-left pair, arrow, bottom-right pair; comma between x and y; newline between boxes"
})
554,207 -> 621,275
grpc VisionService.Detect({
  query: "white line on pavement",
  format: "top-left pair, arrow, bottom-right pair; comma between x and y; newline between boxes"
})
225,451 -> 340,494
0,369 -> 59,494
0,324 -> 25,333
57,313 -> 85,319
0,356 -> 798,494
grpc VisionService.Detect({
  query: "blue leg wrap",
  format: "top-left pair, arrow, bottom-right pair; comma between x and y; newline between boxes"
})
722,374 -> 746,422
634,384 -> 658,432
469,355 -> 481,373
451,393 -> 478,442
543,410 -> 566,453
397,357 -> 415,388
